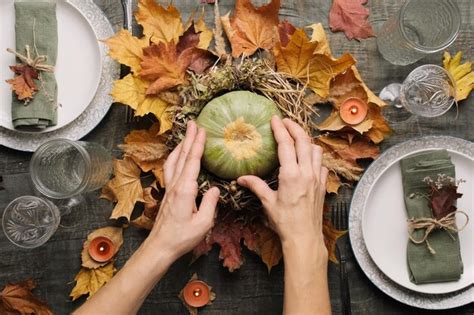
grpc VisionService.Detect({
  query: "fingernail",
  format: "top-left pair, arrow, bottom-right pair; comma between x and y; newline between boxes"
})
236,177 -> 245,185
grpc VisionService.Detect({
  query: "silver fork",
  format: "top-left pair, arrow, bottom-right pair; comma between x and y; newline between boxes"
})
121,0 -> 139,123
331,202 -> 352,315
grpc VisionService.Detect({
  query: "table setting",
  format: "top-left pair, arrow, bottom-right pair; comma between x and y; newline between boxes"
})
0,0 -> 473,314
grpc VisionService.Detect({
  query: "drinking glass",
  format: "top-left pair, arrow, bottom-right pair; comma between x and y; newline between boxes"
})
376,0 -> 460,65
2,196 -> 60,249
379,64 -> 456,118
30,139 -> 112,199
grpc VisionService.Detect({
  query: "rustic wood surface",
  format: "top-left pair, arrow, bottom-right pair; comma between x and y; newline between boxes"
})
0,0 -> 473,314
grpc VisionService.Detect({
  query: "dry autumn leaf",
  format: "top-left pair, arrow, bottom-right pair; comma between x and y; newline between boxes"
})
329,0 -> 375,41
317,135 -> 379,194
221,0 -> 280,57
193,216 -> 246,272
243,222 -> 282,272
70,263 -> 116,301
135,0 -> 184,44
307,23 -> 331,55
274,27 -> 356,98
322,211 -> 346,263
185,8 -> 213,50
131,186 -> 162,230
103,30 -> 149,74
6,65 -> 39,101
0,279 -> 52,315
140,24 -> 217,95
101,157 -> 145,221
443,51 -> 474,101
119,122 -> 170,187
81,227 -> 124,269
110,74 -> 172,134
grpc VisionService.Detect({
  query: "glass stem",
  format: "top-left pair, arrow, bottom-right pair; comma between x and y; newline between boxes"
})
379,83 -> 403,108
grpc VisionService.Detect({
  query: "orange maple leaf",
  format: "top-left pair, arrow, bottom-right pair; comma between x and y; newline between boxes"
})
0,279 -> 52,315
140,24 -> 216,95
329,0 -> 375,41
221,0 -> 281,57
274,27 -> 356,98
6,65 -> 39,101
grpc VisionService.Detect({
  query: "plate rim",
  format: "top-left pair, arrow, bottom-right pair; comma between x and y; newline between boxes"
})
361,147 -> 473,294
349,135 -> 474,309
0,0 -> 119,152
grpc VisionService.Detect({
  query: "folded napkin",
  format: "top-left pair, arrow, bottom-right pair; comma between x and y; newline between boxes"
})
400,150 -> 463,284
12,1 -> 58,129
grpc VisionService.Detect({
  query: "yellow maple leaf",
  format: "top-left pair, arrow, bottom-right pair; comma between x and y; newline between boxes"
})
81,227 -> 124,269
135,0 -> 184,44
70,263 -> 116,301
307,23 -> 331,55
110,74 -> 172,134
274,28 -> 356,98
101,157 -> 145,221
443,51 -> 474,101
103,30 -> 149,74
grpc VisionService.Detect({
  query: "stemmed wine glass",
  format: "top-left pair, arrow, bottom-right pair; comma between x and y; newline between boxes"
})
379,64 -> 456,121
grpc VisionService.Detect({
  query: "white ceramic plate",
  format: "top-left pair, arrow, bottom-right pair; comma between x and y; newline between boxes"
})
362,149 -> 473,294
0,0 -> 101,131
350,136 -> 473,309
0,0 -> 118,151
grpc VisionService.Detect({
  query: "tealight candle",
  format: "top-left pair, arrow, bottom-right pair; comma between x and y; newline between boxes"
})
183,280 -> 211,307
88,236 -> 115,263
339,97 -> 368,125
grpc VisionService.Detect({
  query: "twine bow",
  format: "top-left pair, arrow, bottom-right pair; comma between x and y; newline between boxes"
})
407,211 -> 469,254
6,45 -> 54,73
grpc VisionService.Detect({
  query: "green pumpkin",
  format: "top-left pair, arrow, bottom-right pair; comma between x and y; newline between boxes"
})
196,91 -> 282,180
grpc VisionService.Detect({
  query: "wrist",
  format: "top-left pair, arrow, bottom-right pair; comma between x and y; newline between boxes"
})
138,238 -> 176,271
282,237 -> 328,267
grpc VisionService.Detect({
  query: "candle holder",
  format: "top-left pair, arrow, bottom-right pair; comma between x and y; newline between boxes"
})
179,274 -> 215,314
339,97 -> 368,125
88,236 -> 115,263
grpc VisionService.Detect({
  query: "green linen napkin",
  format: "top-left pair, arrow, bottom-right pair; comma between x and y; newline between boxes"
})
400,150 -> 463,284
11,1 -> 58,129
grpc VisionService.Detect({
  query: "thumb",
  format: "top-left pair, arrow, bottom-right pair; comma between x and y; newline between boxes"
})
237,175 -> 274,204
197,187 -> 220,225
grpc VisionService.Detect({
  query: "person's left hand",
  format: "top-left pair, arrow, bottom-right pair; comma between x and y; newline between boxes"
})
144,121 -> 220,261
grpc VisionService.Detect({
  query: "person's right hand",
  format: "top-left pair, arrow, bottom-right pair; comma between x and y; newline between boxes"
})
237,116 -> 328,254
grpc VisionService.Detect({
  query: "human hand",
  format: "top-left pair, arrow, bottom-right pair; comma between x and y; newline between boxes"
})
145,121 -> 220,261
237,116 -> 328,254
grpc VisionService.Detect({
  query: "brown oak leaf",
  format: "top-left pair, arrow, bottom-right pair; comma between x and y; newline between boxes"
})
430,185 -> 463,220
329,0 -> 375,41
101,157 -> 145,221
6,65 -> 39,101
274,27 -> 356,98
221,0 -> 280,57
70,263 -> 116,301
81,227 -> 124,269
0,279 -> 52,315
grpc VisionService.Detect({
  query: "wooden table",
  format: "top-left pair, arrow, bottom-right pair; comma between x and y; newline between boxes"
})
0,0 -> 473,314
